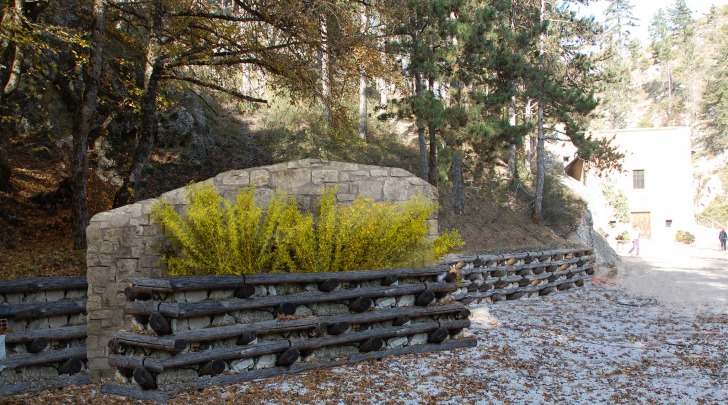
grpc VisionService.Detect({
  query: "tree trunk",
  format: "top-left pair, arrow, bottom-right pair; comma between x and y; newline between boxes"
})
358,74 -> 367,141
533,0 -> 546,224
320,16 -> 331,125
414,71 -> 428,182
113,0 -> 163,208
376,77 -> 387,108
0,0 -> 25,192
71,0 -> 106,249
508,94 -> 517,185
427,78 -> 438,186
358,6 -> 367,141
452,148 -> 464,215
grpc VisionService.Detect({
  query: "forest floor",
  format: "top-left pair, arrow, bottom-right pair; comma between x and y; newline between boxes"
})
4,244 -> 727,404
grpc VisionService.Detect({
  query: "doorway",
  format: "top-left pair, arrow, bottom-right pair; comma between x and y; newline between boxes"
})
631,212 -> 652,239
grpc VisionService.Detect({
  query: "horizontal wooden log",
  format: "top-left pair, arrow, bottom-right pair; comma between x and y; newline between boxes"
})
112,319 -> 470,373
0,300 -> 86,319
172,303 -> 465,344
0,276 -> 87,294
126,266 -> 451,295
113,332 -> 187,353
5,325 -> 87,344
101,382 -> 170,404
0,375 -> 91,398
0,346 -> 86,370
125,282 -> 457,319
114,303 -> 466,354
108,355 -> 164,374
162,340 -> 291,370
164,338 -> 479,396
290,320 -> 470,352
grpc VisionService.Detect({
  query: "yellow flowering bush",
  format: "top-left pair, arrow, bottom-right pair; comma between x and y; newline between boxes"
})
151,185 -> 463,275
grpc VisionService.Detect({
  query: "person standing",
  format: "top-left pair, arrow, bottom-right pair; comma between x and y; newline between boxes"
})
719,229 -> 727,251
628,226 -> 641,256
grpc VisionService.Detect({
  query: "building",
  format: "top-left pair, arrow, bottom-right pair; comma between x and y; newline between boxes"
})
565,127 -> 694,241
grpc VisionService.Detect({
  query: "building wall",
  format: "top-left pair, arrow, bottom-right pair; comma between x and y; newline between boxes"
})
590,127 -> 694,240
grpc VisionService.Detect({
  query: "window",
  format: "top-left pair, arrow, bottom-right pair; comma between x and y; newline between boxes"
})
633,170 -> 645,189
665,220 -> 672,227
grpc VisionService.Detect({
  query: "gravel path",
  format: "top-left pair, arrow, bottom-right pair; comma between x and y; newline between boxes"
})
4,244 -> 727,404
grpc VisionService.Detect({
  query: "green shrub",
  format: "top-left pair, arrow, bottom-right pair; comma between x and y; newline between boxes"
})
615,230 -> 630,241
674,230 -> 695,244
151,185 -> 463,276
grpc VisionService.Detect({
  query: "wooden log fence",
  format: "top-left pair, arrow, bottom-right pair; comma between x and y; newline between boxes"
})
104,266 -> 477,402
0,276 -> 89,396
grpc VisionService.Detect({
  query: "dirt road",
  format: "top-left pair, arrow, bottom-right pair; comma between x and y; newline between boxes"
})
617,238 -> 727,315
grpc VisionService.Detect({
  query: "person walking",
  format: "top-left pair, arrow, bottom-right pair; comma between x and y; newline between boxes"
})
719,229 -> 727,251
628,226 -> 641,256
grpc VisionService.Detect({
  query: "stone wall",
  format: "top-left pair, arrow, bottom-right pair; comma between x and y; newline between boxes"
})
85,159 -> 437,379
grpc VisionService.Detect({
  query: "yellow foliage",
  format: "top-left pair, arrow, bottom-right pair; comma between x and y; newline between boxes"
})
151,185 -> 463,275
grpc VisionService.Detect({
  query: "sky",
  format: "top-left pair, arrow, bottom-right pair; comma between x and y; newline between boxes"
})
577,0 -> 728,44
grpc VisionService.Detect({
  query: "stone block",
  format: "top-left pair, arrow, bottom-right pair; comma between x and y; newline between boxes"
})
387,336 -> 408,349
396,295 -> 415,307
356,181 -> 383,200
209,289 -> 234,300
45,290 -> 64,302
250,170 -> 271,186
312,169 -> 339,184
67,313 -> 87,326
409,333 -> 428,346
383,179 -> 411,201
338,172 -> 350,182
336,193 -> 355,202
390,168 -> 412,177
375,297 -> 396,309
185,290 -> 209,302
370,169 -> 388,177
231,358 -> 255,373
272,169 -> 311,189
350,170 -> 371,180
234,310 -> 273,323
216,170 -> 250,186
26,317 -> 50,329
311,302 -> 349,316
89,309 -> 114,320
188,316 -> 212,330
255,354 -> 277,369
116,258 -> 139,275
212,313 -> 237,327
111,212 -> 130,227
295,305 -> 313,316
4,292 -> 22,304
268,162 -> 289,172
87,224 -> 102,244
87,253 -> 100,267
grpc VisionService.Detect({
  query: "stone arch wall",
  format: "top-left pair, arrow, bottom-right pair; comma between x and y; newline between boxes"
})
85,159 -> 437,378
